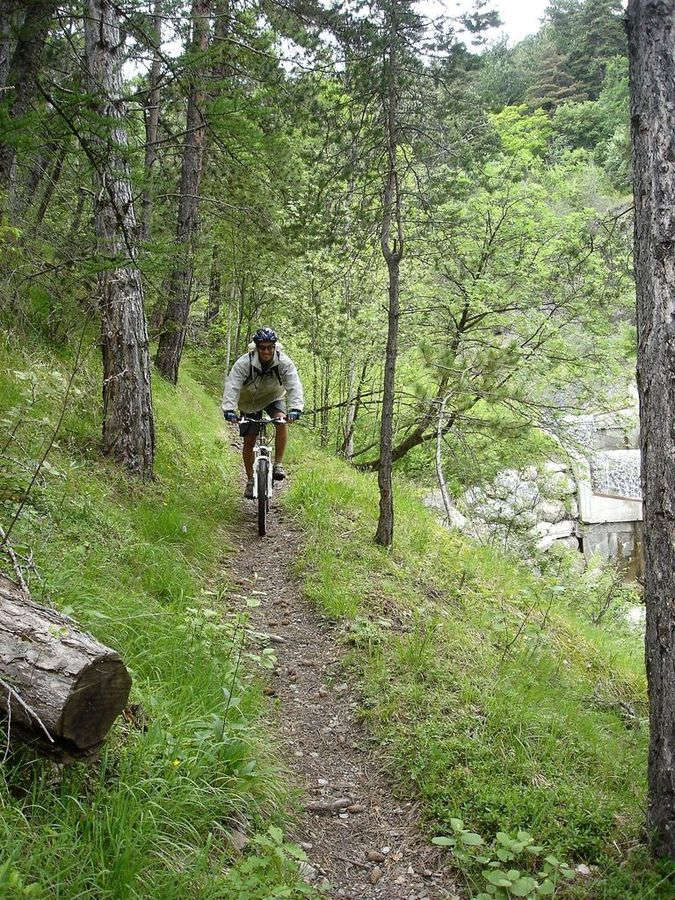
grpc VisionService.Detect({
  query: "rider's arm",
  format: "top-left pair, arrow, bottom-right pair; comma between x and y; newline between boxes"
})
222,356 -> 248,414
280,356 -> 304,412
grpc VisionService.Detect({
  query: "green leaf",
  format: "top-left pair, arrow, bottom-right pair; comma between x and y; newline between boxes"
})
483,869 -> 513,887
510,876 -> 538,897
460,831 -> 485,846
537,879 -> 554,895
432,836 -> 456,847
268,825 -> 284,845
517,831 -> 533,844
450,817 -> 464,831
496,849 -> 514,861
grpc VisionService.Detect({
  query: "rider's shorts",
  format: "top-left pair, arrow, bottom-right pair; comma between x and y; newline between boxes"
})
239,400 -> 287,437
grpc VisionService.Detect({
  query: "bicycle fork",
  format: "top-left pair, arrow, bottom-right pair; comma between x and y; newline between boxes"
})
252,445 -> 273,499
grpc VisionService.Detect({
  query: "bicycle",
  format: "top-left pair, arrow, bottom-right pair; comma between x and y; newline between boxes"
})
239,414 -> 287,536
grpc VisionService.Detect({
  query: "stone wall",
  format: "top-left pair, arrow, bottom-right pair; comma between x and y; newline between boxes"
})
426,406 -> 645,572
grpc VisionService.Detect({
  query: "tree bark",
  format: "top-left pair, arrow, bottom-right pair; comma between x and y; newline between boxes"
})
155,0 -> 210,384
0,575 -> 131,754
33,139 -> 67,228
0,0 -> 57,207
627,0 -> 675,859
375,6 -> 404,548
342,354 -> 357,458
139,0 -> 162,242
84,0 -> 155,479
206,243 -> 221,323
0,1 -> 22,91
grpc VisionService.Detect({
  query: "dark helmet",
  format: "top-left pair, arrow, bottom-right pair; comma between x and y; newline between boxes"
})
253,326 -> 278,344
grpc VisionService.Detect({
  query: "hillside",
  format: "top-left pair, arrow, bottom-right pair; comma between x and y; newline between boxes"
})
1,334 -> 672,897
2,0 -> 675,895
0,337 -> 313,898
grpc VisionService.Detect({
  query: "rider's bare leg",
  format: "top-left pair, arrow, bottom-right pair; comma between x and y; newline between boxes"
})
274,423 -> 288,462
243,434 -> 256,477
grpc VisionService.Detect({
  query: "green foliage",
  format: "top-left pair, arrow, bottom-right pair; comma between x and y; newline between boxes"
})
0,335 -> 311,898
219,826 -> 319,898
433,820 -> 575,898
491,105 -> 553,164
283,436 -> 672,898
546,0 -> 626,100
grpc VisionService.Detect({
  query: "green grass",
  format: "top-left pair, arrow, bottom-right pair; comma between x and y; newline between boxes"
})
0,332 -> 314,898
283,437 -> 674,899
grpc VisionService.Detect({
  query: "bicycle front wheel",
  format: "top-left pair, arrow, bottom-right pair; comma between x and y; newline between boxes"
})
257,458 -> 268,536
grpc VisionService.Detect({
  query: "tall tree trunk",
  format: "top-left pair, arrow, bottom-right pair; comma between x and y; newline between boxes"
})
320,357 -> 330,448
18,138 -> 55,216
33,140 -> 67,228
84,0 -> 155,480
0,0 -> 57,211
375,10 -> 403,548
139,0 -> 162,242
627,0 -> 675,859
343,354 -> 356,457
206,243 -> 221,322
0,1 -> 22,91
342,358 -> 368,460
225,280 -> 235,370
155,0 -> 210,384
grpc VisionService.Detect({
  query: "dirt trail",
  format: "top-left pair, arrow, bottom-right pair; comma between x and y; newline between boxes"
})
227,482 -> 460,900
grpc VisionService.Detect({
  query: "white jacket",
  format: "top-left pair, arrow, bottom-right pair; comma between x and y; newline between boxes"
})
222,346 -> 304,414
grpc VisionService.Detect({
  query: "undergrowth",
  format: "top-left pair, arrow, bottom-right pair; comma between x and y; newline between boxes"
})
0,330 -> 314,898
283,437 -> 674,899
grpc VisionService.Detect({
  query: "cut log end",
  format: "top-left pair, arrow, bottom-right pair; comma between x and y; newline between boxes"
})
60,654 -> 132,750
1,574 -> 133,756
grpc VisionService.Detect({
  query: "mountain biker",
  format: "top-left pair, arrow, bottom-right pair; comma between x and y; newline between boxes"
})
222,327 -> 304,498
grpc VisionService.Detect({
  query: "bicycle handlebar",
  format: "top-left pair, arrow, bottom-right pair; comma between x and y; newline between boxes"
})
238,415 -> 288,425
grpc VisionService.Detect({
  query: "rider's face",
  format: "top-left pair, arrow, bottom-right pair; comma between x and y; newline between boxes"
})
257,341 -> 276,362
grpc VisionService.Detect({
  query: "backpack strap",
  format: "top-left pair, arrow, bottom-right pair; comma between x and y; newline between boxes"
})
243,351 -> 254,386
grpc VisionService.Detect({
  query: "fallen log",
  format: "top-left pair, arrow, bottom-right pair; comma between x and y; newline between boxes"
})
0,574 -> 131,755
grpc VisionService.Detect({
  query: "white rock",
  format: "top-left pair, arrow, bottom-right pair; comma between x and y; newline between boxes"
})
546,470 -> 576,496
423,492 -> 468,530
555,536 -> 580,551
536,499 -> 567,524
299,861 -> 317,882
493,469 -> 521,495
536,520 -> 576,551
550,520 -> 576,539
544,460 -> 569,473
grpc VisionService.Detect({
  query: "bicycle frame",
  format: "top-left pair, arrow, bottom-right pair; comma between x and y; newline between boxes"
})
249,419 -> 274,501
239,415 -> 286,536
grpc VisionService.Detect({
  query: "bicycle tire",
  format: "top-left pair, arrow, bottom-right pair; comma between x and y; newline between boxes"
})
257,457 -> 268,536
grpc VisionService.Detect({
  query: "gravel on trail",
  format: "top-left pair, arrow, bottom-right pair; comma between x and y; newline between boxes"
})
227,479 -> 462,900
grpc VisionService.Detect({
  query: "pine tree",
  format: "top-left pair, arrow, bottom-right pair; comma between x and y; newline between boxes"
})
627,0 -> 675,860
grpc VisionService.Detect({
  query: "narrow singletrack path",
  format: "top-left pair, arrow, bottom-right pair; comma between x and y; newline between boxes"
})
227,479 -> 461,900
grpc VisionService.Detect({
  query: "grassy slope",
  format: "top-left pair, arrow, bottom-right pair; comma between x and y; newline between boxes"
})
283,437 -> 674,899
0,336 -> 312,899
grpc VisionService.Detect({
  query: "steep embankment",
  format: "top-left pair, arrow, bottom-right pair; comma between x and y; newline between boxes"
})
280,436 -> 673,899
0,340 -> 312,898
1,341 -> 673,898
